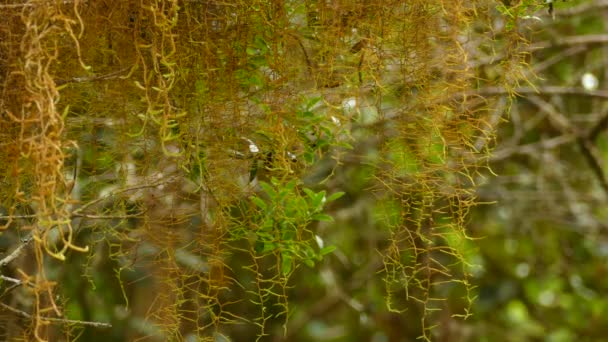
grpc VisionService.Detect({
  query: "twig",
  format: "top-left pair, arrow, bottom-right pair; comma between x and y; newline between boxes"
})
71,211 -> 146,219
531,34 -> 608,50
0,275 -> 21,286
472,86 -> 608,100
0,302 -> 112,329
469,36 -> 592,73
0,0 -> 233,9
55,65 -> 133,86
577,137 -> 608,196
490,134 -> 576,161
0,234 -> 33,268
0,3 -> 32,9
288,32 -> 314,75
474,96 -> 507,152
519,91 -> 608,197
0,275 -> 28,298
588,111 -> 608,141
525,95 -> 575,133
0,180 -> 159,270
532,45 -> 587,74
0,214 -> 37,220
558,0 -> 608,17
73,175 -> 178,215
0,1 -> 85,9
0,210 -> 146,221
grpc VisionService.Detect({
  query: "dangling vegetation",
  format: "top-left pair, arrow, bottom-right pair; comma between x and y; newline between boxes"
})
0,0 -> 539,340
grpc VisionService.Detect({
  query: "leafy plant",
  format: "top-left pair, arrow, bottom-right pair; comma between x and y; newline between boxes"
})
240,178 -> 342,275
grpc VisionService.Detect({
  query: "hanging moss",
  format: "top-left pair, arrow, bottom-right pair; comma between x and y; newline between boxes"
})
0,1 -> 531,341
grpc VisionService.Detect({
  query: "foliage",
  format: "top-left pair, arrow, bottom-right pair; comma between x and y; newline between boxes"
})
449,1 -> 608,340
0,0 -> 540,341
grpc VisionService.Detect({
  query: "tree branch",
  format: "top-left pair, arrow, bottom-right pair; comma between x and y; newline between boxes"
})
577,137 -> 608,196
472,86 -> 608,100
0,302 -> 112,329
0,234 -> 32,268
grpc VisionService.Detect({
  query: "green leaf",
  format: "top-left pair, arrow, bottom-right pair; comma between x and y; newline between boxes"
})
306,97 -> 322,109
281,254 -> 293,275
307,190 -> 326,209
253,35 -> 268,52
311,213 -> 333,222
319,245 -> 337,255
326,191 -> 345,202
262,242 -> 276,253
317,190 -> 326,203
337,141 -> 353,149
250,196 -> 267,210
246,46 -> 258,56
257,230 -> 274,240
259,181 -> 276,198
285,179 -> 298,191
281,228 -> 296,240
299,110 -> 315,118
303,188 -> 316,200
303,151 -> 316,164
260,219 -> 274,231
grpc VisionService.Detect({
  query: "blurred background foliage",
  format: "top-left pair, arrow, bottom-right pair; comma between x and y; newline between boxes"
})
1,0 -> 607,341
464,1 -> 608,341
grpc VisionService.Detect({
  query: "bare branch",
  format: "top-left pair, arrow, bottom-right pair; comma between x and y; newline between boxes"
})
0,275 -> 21,285
491,134 -> 576,161
558,0 -> 608,17
71,211 -> 146,219
72,175 -> 179,215
577,137 -> 608,196
588,111 -> 608,141
532,34 -> 608,50
0,234 -> 32,268
472,86 -> 608,100
0,302 -> 112,329
55,65 -> 134,86
525,95 -> 575,134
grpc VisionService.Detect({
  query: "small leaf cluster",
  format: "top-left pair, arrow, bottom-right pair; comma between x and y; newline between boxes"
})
244,177 -> 342,275
292,97 -> 351,165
